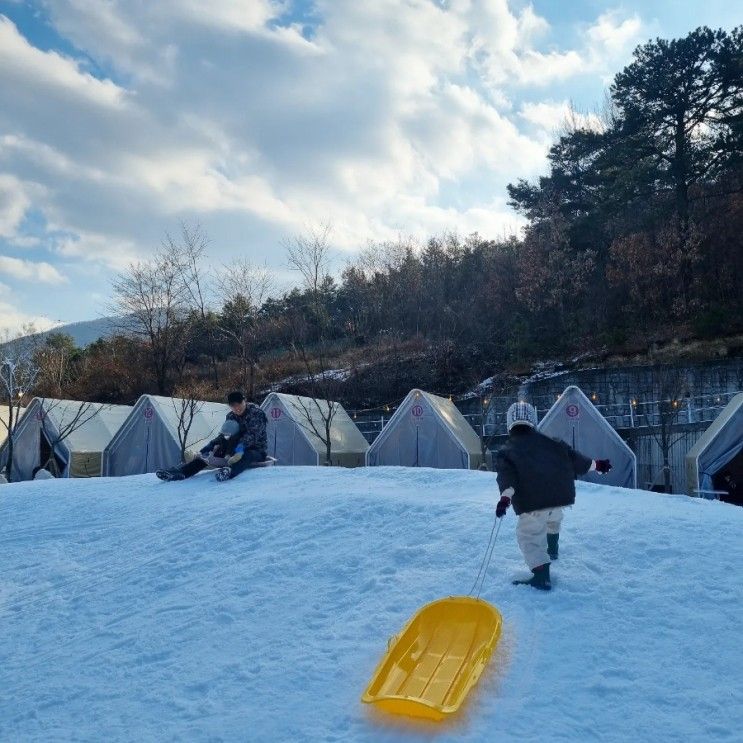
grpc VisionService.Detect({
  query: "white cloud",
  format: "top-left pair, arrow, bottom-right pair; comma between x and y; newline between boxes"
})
167,0 -> 283,33
0,174 -> 30,238
0,255 -> 68,284
587,11 -> 644,57
0,281 -> 59,335
519,100 -> 603,136
0,15 -> 126,109
0,301 -> 59,335
0,1 -> 648,327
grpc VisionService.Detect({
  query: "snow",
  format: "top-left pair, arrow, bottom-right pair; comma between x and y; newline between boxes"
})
1,468 -> 741,742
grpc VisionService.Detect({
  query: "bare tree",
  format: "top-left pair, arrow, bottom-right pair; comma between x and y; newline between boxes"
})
37,399 -> 107,477
284,222 -> 332,309
215,258 -> 274,399
284,224 -> 341,464
35,333 -> 81,399
111,236 -> 195,394
637,366 -> 690,492
169,223 -> 220,387
290,320 -> 342,465
0,330 -> 40,481
171,380 -> 212,460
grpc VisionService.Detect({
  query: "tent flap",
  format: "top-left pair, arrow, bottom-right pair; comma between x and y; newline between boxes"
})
685,393 -> 743,496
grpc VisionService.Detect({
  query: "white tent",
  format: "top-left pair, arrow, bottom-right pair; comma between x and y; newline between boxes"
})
366,389 -> 484,470
102,395 -> 229,476
262,392 -> 368,467
538,385 -> 637,489
686,393 -> 743,501
0,405 -> 25,448
0,398 -> 131,480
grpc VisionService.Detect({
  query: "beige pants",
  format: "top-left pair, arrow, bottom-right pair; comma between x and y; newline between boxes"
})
516,508 -> 564,570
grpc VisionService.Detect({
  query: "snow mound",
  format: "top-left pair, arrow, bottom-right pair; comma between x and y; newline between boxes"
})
1,468 -> 741,741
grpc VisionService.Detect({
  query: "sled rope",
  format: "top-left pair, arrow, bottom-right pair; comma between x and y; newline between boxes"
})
469,509 -> 503,599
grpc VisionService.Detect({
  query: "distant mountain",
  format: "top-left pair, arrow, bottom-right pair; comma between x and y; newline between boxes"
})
22,316 -> 120,348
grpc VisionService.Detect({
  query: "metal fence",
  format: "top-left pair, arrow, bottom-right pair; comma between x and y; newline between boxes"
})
351,390 -> 741,494
629,427 -> 707,493
479,390 -> 741,437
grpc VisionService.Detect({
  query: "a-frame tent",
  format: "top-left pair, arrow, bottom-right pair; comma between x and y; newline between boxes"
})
0,398 -> 131,480
538,385 -> 637,489
102,395 -> 229,476
685,393 -> 743,502
262,392 -> 368,467
366,389 -> 484,470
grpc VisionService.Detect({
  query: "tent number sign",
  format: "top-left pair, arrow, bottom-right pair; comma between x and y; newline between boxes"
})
270,407 -> 282,420
565,404 -> 580,419
411,404 -> 424,420
144,407 -> 154,420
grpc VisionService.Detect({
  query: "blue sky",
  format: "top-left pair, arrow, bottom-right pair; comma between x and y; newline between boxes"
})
0,0 -> 739,334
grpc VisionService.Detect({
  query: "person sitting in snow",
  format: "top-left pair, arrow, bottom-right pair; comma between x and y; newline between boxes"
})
156,419 -> 242,481
156,391 -> 267,482
494,401 -> 612,591
215,390 -> 268,481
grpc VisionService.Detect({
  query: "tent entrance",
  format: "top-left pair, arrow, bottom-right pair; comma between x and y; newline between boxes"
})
39,429 -> 65,476
712,447 -> 743,507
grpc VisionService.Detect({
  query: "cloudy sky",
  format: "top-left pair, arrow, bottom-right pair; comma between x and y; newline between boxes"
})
0,0 -> 739,334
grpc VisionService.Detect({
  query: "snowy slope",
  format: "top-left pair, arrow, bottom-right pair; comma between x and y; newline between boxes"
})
1,468 -> 741,742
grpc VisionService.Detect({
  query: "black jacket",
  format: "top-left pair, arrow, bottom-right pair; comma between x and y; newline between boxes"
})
495,429 -> 592,515
227,403 -> 268,454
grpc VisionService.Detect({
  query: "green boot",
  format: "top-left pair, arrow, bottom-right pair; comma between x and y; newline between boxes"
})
512,563 -> 552,591
547,533 -> 559,561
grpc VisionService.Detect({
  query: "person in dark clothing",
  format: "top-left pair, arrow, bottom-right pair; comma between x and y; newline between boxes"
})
156,419 -> 242,481
214,391 -> 268,481
494,401 -> 612,591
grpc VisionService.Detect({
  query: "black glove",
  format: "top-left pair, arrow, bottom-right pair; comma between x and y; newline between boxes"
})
595,459 -> 612,474
496,495 -> 511,518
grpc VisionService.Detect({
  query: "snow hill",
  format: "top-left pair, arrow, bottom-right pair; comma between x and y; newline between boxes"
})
1,468 -> 741,742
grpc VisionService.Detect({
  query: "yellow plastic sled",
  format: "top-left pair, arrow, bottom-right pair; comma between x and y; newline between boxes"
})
362,596 -> 502,721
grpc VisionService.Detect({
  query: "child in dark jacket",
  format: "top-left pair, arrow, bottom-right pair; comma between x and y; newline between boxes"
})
494,401 -> 612,591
